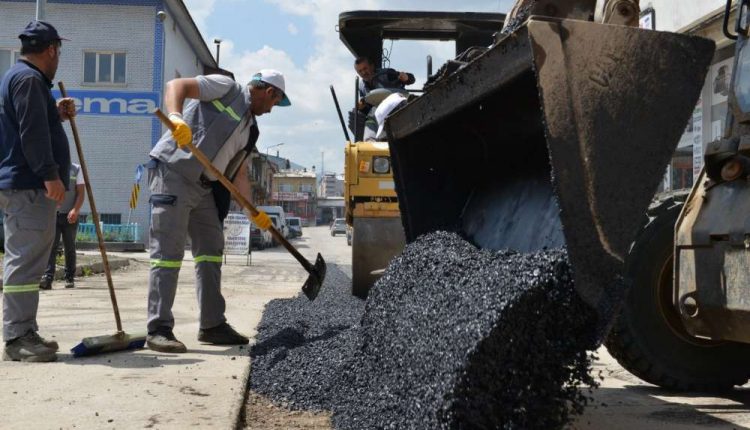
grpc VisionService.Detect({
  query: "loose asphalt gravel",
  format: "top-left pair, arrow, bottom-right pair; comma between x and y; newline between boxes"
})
250,231 -> 600,429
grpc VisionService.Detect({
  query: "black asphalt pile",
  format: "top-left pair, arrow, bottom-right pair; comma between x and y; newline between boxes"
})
249,265 -> 364,410
250,232 -> 600,429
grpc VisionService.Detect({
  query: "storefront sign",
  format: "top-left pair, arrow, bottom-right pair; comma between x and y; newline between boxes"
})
639,8 -> 655,30
52,90 -> 160,117
272,192 -> 309,201
223,212 -> 250,255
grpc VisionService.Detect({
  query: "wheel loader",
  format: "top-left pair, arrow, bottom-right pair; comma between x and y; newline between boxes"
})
381,0 -> 725,382
605,0 -> 750,392
336,11 -> 505,298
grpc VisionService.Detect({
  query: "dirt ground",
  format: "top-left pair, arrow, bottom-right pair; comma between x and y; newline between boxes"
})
245,392 -> 331,430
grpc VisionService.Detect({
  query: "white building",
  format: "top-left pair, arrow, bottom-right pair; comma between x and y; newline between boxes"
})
640,1 -> 736,190
318,172 -> 344,198
0,0 -> 225,247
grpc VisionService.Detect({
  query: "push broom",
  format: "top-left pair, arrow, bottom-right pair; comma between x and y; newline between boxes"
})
58,82 -> 146,357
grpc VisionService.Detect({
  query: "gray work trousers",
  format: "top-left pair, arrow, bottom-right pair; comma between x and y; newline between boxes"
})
147,161 -> 226,333
0,189 -> 56,341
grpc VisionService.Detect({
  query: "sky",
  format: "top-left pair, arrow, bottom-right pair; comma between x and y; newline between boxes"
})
183,0 -> 515,176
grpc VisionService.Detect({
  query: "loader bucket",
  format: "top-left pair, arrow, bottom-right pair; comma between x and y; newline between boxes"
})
385,17 -> 714,335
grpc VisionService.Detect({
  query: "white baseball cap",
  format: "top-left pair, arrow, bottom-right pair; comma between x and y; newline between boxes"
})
251,69 -> 291,106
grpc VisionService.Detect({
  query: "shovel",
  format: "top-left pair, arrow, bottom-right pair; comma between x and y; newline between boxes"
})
154,109 -> 325,300
59,82 -> 147,357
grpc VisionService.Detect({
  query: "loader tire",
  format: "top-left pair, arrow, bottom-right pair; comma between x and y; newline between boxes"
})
605,191 -> 750,392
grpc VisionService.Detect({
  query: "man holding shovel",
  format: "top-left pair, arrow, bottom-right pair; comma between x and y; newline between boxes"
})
0,21 -> 75,362
146,70 -> 288,353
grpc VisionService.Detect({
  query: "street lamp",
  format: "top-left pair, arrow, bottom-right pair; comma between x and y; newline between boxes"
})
266,142 -> 284,157
214,38 -> 222,67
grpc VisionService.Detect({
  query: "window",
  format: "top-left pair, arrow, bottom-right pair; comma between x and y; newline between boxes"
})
100,213 -> 122,224
279,184 -> 293,192
300,184 -> 314,193
0,49 -> 21,77
84,51 -> 126,84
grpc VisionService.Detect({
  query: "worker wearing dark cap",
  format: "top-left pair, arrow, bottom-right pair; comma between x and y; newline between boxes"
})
0,20 -> 75,362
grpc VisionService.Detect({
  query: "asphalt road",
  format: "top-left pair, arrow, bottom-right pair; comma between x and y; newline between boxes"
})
3,223 -> 744,429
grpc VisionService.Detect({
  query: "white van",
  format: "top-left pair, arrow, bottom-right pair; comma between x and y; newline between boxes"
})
257,206 -> 289,238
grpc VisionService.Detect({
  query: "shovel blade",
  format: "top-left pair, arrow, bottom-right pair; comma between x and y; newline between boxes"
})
302,253 -> 326,301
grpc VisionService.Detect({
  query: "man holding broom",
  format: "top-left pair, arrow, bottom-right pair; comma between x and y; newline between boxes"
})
0,21 -> 76,362
146,70 -> 288,352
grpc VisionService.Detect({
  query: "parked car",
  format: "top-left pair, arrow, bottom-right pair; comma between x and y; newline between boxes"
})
346,224 -> 352,246
330,218 -> 347,236
250,221 -> 272,250
269,214 -> 283,245
287,217 -> 303,238
257,205 -> 289,238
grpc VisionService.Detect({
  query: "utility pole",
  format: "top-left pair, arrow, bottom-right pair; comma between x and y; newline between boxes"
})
36,0 -> 46,20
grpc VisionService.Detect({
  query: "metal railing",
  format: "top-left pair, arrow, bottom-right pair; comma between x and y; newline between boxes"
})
76,223 -> 139,242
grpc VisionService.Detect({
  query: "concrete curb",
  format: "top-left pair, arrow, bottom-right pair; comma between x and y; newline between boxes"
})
43,256 -> 130,281
231,357 -> 254,429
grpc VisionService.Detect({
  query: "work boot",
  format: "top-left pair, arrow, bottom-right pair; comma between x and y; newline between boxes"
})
3,331 -> 57,362
146,327 -> 187,353
39,277 -> 52,290
198,322 -> 249,345
64,278 -> 75,289
27,331 -> 59,352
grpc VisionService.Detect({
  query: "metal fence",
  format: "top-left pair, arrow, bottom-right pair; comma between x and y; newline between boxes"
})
77,223 -> 139,242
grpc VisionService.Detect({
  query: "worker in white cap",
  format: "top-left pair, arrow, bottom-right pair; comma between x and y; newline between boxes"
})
145,70 -> 290,353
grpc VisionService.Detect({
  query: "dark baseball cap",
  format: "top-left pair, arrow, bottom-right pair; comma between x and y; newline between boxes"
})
18,20 -> 68,46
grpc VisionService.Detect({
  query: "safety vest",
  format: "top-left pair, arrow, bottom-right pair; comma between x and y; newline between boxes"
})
149,82 -> 253,182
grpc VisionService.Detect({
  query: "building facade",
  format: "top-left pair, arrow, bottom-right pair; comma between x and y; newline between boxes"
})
271,170 -> 317,225
640,1 -> 735,191
248,151 -> 276,206
0,0 -> 221,244
318,172 -> 344,198
316,197 -> 344,226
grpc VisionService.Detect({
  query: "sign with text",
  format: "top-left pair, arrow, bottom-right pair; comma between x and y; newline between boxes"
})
52,89 -> 160,117
272,191 -> 309,201
223,212 -> 250,255
692,98 -> 704,182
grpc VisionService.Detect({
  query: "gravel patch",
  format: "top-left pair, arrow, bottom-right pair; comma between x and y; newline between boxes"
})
250,231 -> 600,429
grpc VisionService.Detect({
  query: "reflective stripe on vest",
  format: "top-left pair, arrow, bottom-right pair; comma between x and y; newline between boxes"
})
211,100 -> 242,122
194,255 -> 223,263
150,259 -> 182,268
3,284 -> 40,294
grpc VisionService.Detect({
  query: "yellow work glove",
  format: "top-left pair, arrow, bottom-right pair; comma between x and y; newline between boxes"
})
252,210 -> 272,231
168,112 -> 192,148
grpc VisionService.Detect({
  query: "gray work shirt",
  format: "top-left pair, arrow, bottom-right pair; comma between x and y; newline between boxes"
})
195,74 -> 255,180
149,74 -> 255,181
